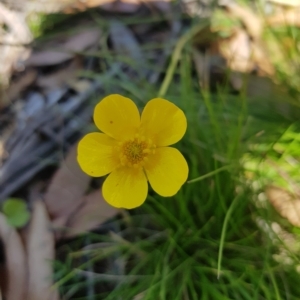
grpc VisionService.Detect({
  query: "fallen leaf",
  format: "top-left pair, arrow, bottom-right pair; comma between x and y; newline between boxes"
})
147,0 -> 172,13
25,29 -> 101,67
218,29 -> 253,72
65,190 -> 120,238
44,143 -> 91,228
0,2 -> 32,89
36,57 -> 82,90
266,186 -> 300,227
268,0 -> 300,7
67,78 -> 92,93
0,213 -> 27,300
64,0 -> 140,13
251,41 -> 275,76
100,0 -> 141,13
221,0 -> 262,39
25,0 -> 75,14
5,69 -> 37,103
26,200 -> 59,300
267,7 -> 300,27
64,0 -> 171,14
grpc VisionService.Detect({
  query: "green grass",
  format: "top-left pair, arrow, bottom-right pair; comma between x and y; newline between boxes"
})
47,11 -> 300,300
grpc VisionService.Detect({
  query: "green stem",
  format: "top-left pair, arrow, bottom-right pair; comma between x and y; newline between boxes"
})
158,21 -> 209,98
187,165 -> 233,184
217,195 -> 240,279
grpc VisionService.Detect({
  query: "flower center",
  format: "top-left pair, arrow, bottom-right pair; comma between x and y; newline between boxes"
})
119,135 -> 156,167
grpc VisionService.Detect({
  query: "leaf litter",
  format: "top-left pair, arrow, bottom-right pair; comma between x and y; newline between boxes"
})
44,143 -> 119,238
0,213 -> 27,300
25,28 -> 101,67
26,200 -> 59,300
0,0 -> 300,298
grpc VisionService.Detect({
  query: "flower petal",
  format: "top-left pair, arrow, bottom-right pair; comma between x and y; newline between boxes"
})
140,98 -> 187,146
102,167 -> 148,209
144,147 -> 188,197
94,94 -> 140,140
77,133 -> 120,177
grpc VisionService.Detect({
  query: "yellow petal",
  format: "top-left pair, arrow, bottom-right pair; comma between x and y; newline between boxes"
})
102,167 -> 148,209
94,94 -> 140,141
77,133 -> 120,177
144,147 -> 188,197
140,98 -> 187,146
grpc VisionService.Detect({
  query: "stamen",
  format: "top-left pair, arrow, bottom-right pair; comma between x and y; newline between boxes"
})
119,136 -> 155,167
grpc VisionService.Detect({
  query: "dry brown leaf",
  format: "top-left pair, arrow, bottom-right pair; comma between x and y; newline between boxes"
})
268,0 -> 300,6
0,2 -> 32,88
100,0 -> 140,13
25,0 -> 76,14
251,41 -> 275,76
65,190 -> 120,238
44,143 -> 91,228
5,69 -> 37,102
222,1 -> 262,39
26,200 -> 59,300
219,29 -> 253,73
133,292 -> 146,300
67,79 -> 92,93
148,0 -> 171,13
36,57 -> 82,90
25,29 -> 101,67
266,186 -> 300,227
64,0 -> 140,13
63,0 -> 171,14
0,213 -> 27,300
267,8 -> 300,27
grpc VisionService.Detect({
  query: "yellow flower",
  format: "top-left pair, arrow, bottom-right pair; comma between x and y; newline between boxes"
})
77,94 -> 188,209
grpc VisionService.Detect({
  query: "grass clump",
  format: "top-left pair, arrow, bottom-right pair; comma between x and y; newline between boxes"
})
51,14 -> 300,300
56,54 -> 300,300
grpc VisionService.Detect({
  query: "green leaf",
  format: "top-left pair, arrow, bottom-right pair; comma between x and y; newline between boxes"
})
211,9 -> 241,38
2,198 -> 30,228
